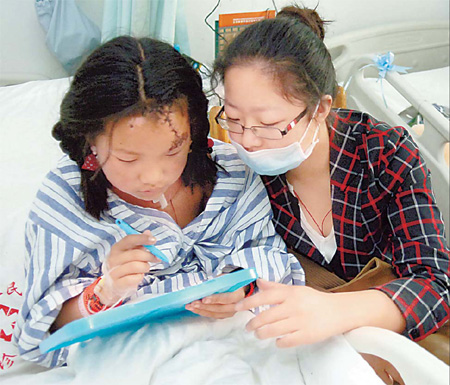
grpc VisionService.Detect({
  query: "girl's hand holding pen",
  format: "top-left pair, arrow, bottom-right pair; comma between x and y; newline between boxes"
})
115,218 -> 169,263
94,231 -> 160,306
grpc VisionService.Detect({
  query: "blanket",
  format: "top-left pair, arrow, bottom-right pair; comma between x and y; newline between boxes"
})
1,312 -> 384,385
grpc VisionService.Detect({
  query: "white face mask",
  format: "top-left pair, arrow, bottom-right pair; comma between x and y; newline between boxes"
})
230,103 -> 321,175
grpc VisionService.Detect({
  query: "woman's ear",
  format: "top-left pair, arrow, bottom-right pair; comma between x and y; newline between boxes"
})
315,95 -> 333,123
90,146 -> 97,155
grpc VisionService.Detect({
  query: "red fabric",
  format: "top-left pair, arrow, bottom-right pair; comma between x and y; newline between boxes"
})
81,278 -> 122,315
81,153 -> 99,171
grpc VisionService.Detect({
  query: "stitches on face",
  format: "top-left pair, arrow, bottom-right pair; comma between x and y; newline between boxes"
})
161,102 -> 190,152
169,130 -> 189,152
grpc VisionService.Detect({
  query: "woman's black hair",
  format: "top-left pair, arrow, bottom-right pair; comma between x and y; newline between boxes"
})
52,36 -> 217,219
213,5 -> 337,113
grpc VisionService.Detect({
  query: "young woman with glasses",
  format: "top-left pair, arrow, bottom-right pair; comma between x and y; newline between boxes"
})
212,4 -> 449,366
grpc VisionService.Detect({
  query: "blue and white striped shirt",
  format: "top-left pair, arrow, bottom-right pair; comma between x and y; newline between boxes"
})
14,141 -> 304,367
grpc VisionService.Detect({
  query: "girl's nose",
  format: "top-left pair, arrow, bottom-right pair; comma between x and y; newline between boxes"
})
139,165 -> 164,186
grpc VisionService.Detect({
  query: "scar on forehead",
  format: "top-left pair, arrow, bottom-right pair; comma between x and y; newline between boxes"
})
169,130 -> 188,151
158,104 -> 189,151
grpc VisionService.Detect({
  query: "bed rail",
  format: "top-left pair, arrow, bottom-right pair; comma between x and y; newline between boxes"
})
343,55 -> 449,241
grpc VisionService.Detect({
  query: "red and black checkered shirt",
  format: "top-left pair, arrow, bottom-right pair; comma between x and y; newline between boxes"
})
262,109 -> 450,341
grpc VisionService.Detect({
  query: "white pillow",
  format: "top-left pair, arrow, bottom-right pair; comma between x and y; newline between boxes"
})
0,78 -> 69,375
0,78 -> 70,222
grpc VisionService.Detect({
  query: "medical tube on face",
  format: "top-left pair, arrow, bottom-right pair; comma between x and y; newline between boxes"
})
152,194 -> 168,208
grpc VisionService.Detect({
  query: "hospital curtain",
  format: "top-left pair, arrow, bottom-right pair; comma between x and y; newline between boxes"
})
35,0 -> 101,75
101,0 -> 190,55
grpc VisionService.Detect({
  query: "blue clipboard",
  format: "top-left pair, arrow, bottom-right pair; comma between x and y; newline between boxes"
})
40,268 -> 258,354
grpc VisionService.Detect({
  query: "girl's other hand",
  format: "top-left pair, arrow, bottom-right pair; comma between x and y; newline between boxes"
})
185,288 -> 246,319
96,230 -> 159,305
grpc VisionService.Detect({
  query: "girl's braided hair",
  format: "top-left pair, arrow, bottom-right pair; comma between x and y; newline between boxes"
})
53,36 -> 217,219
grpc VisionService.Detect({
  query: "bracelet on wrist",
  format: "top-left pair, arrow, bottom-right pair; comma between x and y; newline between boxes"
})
78,277 -> 122,317
220,265 -> 256,298
244,281 -> 256,297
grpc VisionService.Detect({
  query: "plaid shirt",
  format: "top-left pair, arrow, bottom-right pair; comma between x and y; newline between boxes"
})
262,109 -> 450,341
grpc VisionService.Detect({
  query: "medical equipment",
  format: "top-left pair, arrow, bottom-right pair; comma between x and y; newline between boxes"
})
326,21 -> 450,241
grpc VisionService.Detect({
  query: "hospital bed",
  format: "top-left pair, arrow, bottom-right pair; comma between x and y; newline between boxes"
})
326,21 -> 450,241
0,80 -> 448,383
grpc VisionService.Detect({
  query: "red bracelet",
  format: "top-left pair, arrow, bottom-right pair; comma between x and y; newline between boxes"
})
244,281 -> 256,298
221,265 -> 257,298
78,277 -> 122,317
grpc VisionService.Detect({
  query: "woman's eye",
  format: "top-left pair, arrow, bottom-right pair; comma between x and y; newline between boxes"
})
227,116 -> 239,122
260,121 -> 279,127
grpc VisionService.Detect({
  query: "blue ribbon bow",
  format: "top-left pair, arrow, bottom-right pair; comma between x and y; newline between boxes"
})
344,51 -> 411,108
373,51 -> 411,107
373,51 -> 410,79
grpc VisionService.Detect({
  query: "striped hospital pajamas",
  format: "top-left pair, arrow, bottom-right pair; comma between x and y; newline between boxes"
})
14,141 -> 304,367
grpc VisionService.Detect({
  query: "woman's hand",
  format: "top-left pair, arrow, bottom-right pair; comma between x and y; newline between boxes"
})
235,279 -> 347,347
235,279 -> 406,348
185,288 -> 246,319
96,230 -> 161,305
235,279 -> 407,385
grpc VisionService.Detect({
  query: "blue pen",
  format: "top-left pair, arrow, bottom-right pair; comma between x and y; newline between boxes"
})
115,219 -> 169,263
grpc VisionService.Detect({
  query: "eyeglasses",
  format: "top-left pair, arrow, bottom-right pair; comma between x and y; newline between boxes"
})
214,106 -> 308,140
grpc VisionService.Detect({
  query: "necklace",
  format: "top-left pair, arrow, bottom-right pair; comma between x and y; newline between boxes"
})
169,198 -> 179,224
167,180 -> 183,224
293,190 -> 332,237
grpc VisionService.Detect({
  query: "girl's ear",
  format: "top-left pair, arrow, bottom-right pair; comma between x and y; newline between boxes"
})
315,95 -> 333,123
90,146 -> 97,155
